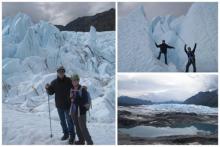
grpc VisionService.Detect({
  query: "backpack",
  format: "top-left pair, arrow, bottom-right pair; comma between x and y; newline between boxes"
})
79,86 -> 92,110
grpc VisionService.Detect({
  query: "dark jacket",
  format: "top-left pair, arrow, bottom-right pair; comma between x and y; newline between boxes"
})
47,76 -> 72,110
184,44 -> 196,61
155,42 -> 174,53
71,85 -> 89,115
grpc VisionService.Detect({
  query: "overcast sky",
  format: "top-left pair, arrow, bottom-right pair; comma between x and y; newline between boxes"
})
118,74 -> 218,102
118,2 -> 193,20
2,2 -> 115,25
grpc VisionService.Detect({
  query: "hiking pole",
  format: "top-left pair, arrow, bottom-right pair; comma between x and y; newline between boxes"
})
47,94 -> 53,138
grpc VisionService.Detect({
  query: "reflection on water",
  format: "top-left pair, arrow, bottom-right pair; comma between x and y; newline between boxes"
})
119,123 -> 217,138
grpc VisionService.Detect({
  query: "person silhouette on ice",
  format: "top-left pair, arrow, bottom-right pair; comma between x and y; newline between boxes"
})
155,40 -> 174,65
184,43 -> 197,72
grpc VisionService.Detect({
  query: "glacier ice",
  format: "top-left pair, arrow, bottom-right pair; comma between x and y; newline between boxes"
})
2,12 -> 115,144
118,6 -> 177,72
118,3 -> 217,72
175,3 -> 218,72
120,104 -> 218,115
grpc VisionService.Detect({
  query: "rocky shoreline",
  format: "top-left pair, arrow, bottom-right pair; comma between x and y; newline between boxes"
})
118,108 -> 218,145
118,132 -> 218,145
118,109 -> 218,128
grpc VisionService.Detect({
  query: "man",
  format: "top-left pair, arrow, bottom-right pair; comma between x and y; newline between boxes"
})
70,74 -> 93,145
155,40 -> 175,65
184,43 -> 197,72
45,66 -> 75,144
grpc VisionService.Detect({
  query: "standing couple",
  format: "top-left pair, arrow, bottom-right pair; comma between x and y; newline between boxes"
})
45,66 -> 93,145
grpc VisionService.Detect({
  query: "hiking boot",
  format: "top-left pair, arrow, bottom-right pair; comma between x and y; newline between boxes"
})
75,140 -> 85,145
68,135 -> 75,144
87,141 -> 94,145
61,133 -> 69,141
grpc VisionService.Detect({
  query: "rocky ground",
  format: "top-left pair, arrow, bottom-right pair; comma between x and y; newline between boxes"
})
118,132 -> 218,145
118,110 -> 218,128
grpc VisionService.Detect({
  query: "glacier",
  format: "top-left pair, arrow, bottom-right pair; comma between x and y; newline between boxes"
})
2,13 -> 115,145
118,3 -> 217,72
119,104 -> 218,116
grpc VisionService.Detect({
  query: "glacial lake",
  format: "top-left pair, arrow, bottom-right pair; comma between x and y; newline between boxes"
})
119,123 -> 217,138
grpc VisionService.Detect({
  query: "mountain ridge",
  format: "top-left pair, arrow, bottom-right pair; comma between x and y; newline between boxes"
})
184,89 -> 218,107
55,8 -> 115,32
118,96 -> 152,106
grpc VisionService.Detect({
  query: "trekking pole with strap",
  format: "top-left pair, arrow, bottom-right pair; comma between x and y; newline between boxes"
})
47,94 -> 53,138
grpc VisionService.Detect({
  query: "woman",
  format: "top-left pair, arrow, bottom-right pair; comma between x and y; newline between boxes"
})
184,43 -> 197,72
69,74 -> 93,145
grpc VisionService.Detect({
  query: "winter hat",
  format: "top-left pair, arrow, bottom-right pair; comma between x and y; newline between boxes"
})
71,74 -> 80,81
57,66 -> 65,73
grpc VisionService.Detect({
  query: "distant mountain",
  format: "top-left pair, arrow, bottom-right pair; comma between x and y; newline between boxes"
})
55,8 -> 115,32
118,96 -> 153,106
184,89 -> 218,107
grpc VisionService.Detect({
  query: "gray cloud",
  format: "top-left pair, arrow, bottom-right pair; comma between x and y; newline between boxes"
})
118,74 -> 218,101
2,2 -> 115,25
118,2 -> 193,20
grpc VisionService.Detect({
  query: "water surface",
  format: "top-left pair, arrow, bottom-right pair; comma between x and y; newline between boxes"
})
119,123 -> 217,138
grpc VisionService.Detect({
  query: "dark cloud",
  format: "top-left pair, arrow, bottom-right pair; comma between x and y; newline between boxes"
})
118,75 -> 218,101
2,2 -> 115,25
118,2 -> 193,20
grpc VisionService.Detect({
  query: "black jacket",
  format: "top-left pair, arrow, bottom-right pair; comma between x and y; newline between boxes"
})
155,42 -> 174,53
71,85 -> 89,115
47,76 -> 72,110
184,44 -> 197,61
